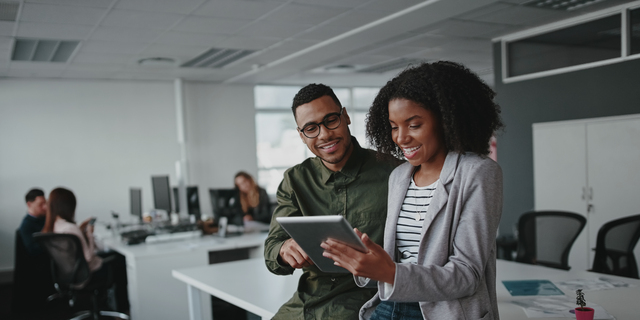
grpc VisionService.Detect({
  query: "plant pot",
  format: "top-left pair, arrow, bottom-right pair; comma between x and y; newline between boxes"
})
575,307 -> 594,320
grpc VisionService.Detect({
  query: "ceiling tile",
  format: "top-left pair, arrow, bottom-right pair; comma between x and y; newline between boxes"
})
17,22 -> 93,39
154,31 -> 228,47
101,9 -> 185,30
297,26 -> 349,42
9,61 -> 67,71
421,19 -> 515,39
455,2 -> 515,21
79,40 -> 150,55
0,21 -> 14,36
293,0 -> 372,8
114,0 -> 204,14
398,34 -> 451,49
72,52 -> 136,65
327,9 -> 390,29
263,3 -> 346,25
174,16 -> 251,34
7,67 -> 65,78
462,6 -> 569,26
139,43 -> 210,60
26,0 -> 112,8
437,38 -> 493,53
216,35 -> 281,50
195,0 -> 285,20
364,0 -> 426,12
90,26 -> 164,43
239,21 -> 313,39
20,3 -> 107,25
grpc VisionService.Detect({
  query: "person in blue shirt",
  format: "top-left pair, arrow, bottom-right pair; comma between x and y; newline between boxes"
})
18,188 -> 47,256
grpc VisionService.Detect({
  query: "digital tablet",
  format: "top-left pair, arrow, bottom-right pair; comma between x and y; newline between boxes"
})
276,215 -> 367,273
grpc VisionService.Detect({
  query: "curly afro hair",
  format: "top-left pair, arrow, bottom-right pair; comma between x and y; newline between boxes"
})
366,61 -> 503,159
291,83 -> 342,119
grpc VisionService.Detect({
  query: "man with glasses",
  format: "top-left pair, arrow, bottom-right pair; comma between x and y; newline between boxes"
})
265,83 -> 396,319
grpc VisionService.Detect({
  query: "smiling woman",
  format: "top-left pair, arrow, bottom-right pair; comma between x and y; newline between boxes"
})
321,61 -> 505,320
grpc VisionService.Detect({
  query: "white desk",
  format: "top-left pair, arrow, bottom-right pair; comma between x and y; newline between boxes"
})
173,259 -> 640,320
100,231 -> 267,320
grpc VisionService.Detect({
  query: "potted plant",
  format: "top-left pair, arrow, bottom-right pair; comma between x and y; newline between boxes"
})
575,289 -> 594,320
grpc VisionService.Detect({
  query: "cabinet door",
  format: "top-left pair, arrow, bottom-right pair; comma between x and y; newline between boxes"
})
586,116 -> 640,268
533,122 -> 589,270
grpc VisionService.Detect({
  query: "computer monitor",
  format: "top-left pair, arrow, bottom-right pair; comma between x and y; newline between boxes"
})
130,188 -> 142,219
173,186 -> 201,219
209,188 -> 242,225
151,175 -> 172,214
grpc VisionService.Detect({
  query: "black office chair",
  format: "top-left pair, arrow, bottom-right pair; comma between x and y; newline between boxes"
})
11,230 -> 56,314
515,211 -> 587,270
33,233 -> 129,320
591,214 -> 640,279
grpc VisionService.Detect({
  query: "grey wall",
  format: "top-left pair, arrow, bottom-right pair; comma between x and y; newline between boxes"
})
0,79 -> 256,271
492,41 -> 640,235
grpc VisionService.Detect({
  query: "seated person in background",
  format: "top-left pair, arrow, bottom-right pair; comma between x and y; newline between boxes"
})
234,171 -> 271,224
41,187 -> 130,313
19,188 -> 48,256
41,187 -> 102,271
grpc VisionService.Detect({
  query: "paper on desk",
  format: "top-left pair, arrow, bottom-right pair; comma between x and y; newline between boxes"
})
555,277 -> 637,292
511,296 -> 613,319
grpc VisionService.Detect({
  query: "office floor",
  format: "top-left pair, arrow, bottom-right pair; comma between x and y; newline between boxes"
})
0,282 -> 95,320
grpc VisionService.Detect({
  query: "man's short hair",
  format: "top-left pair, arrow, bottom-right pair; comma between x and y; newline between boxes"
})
291,83 -> 342,118
25,188 -> 45,203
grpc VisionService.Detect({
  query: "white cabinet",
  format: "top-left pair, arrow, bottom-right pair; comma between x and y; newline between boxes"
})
533,114 -> 640,271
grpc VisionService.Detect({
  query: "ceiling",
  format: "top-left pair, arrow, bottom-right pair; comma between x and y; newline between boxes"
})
0,0 -> 636,87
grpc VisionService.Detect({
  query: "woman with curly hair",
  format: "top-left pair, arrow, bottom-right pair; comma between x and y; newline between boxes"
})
322,61 -> 504,320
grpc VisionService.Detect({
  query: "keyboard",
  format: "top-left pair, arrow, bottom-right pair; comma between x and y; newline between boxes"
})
120,229 -> 153,245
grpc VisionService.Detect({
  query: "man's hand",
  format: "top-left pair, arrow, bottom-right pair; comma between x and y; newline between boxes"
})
279,238 -> 314,268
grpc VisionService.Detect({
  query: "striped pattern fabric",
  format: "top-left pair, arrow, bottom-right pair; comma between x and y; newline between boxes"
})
396,178 -> 438,264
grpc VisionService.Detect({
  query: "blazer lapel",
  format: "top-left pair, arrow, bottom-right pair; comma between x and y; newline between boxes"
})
384,163 -> 412,258
421,152 -> 459,235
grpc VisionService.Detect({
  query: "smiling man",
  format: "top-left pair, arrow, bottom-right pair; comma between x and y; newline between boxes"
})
264,84 -> 396,319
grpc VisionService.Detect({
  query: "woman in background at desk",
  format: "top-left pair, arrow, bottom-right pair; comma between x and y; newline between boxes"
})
42,187 -> 129,313
234,171 -> 271,224
322,61 -> 504,320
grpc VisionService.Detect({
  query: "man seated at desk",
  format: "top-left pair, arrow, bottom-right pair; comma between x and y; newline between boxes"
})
264,84 -> 396,319
18,188 -> 47,256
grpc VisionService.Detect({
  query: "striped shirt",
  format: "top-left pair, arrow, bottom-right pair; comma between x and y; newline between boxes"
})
396,178 -> 438,264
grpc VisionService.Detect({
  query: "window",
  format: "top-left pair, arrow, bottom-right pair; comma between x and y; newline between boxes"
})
507,14 -> 621,78
254,86 -> 379,194
630,7 -> 640,56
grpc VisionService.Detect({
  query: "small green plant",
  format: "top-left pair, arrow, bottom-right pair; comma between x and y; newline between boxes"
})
576,289 -> 586,309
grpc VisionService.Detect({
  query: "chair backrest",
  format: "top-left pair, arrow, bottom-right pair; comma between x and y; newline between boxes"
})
515,211 -> 587,270
33,233 -> 92,288
591,214 -> 640,279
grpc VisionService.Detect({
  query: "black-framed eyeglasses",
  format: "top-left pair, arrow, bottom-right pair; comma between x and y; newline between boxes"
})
297,108 -> 344,139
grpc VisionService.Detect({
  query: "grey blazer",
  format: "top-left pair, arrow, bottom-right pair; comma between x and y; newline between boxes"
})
356,152 -> 503,320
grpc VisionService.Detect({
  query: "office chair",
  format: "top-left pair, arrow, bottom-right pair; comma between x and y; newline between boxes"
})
591,214 -> 640,279
33,233 -> 129,320
515,210 -> 587,270
11,230 -> 56,314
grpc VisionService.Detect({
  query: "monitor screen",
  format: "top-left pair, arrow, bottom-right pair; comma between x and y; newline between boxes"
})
151,176 -> 172,213
209,188 -> 241,224
174,186 -> 202,219
130,188 -> 142,218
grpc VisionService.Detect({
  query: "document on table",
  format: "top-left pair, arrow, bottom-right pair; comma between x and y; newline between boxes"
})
555,277 -> 637,291
511,296 -> 613,319
502,280 -> 564,296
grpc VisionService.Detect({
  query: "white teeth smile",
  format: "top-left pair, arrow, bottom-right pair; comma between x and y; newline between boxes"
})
321,143 -> 337,149
403,146 -> 420,153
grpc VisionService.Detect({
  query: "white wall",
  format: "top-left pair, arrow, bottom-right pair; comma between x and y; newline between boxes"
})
184,83 -> 257,217
0,79 -> 257,271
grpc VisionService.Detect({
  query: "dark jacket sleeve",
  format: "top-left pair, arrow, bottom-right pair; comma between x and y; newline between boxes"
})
264,172 -> 298,275
19,219 -> 43,256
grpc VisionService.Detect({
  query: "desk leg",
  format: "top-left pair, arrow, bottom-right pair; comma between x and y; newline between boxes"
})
187,284 -> 203,320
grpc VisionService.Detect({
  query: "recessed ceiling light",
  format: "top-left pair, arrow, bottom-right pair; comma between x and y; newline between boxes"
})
523,0 -> 607,11
137,57 -> 176,67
